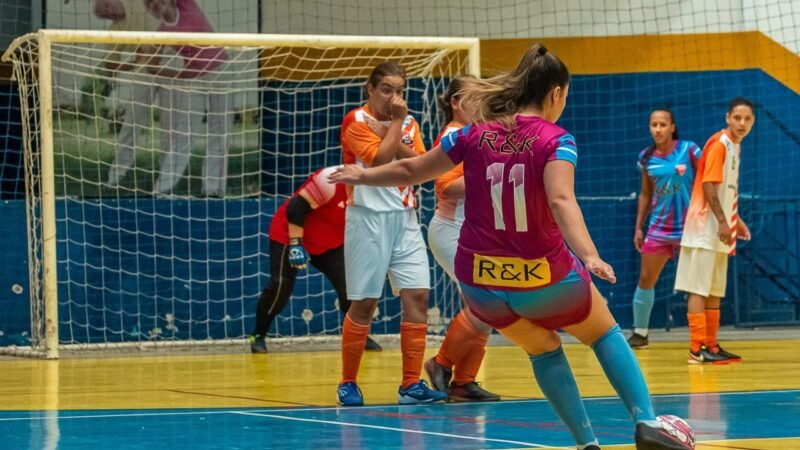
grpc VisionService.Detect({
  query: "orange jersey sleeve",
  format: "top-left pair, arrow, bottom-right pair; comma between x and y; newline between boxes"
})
435,163 -> 464,196
701,141 -> 726,184
342,120 -> 383,167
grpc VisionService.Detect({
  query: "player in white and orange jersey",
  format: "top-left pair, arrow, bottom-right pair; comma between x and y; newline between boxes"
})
423,76 -> 500,402
336,62 -> 447,406
676,97 -> 755,365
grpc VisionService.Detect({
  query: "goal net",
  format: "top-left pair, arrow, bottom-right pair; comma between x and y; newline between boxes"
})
2,30 -> 478,358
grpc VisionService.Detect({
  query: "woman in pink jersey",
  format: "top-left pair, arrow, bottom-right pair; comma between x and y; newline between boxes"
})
143,0 -> 232,197
332,44 -> 692,450
423,76 -> 500,402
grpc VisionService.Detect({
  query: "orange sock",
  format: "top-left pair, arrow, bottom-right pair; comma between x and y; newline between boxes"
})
445,312 -> 491,386
341,315 -> 370,383
453,340 -> 488,385
435,311 -> 473,368
400,322 -> 427,389
687,312 -> 706,353
705,309 -> 721,349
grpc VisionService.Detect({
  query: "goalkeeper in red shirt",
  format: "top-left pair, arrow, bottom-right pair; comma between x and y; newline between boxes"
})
250,166 -> 381,353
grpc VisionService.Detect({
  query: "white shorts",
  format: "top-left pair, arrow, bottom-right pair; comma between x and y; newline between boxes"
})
427,214 -> 460,283
344,206 -> 430,300
674,246 -> 729,298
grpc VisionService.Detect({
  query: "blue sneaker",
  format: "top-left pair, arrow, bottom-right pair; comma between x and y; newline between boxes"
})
337,382 -> 364,406
398,380 -> 448,404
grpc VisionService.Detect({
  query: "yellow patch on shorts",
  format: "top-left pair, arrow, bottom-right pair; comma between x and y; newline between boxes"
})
472,254 -> 551,288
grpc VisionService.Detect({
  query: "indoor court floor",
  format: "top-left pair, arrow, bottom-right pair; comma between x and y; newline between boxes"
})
1,331 -> 798,449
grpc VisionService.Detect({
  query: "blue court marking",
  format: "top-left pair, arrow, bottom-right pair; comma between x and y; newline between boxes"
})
1,390 -> 798,449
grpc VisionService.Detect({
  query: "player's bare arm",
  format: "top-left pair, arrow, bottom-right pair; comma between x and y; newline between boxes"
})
634,167 -> 654,252
362,100 -> 416,159
543,160 -> 616,283
702,181 -> 732,245
369,94 -> 408,166
330,146 -> 453,187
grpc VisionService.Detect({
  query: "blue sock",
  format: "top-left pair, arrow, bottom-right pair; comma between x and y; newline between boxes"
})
530,346 -> 597,446
632,287 -> 655,332
592,324 -> 656,422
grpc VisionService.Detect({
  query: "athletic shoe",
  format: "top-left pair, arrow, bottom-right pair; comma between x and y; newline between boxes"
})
423,357 -> 452,392
627,332 -> 650,349
448,381 -> 501,402
583,445 -> 601,450
687,345 -> 728,364
398,380 -> 448,404
337,381 -> 364,406
364,336 -> 383,351
711,343 -> 742,362
635,422 -> 693,449
250,335 -> 267,354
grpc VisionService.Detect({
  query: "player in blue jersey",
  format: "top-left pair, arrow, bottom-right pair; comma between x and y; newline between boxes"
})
629,109 -> 701,348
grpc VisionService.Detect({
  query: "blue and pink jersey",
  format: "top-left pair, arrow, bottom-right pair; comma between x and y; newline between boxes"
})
638,140 -> 702,242
439,115 -> 581,292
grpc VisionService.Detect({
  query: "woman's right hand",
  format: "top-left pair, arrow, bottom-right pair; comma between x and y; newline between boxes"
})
584,257 -> 617,284
633,229 -> 644,252
389,96 -> 408,120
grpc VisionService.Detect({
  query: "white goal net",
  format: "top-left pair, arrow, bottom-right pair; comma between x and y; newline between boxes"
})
2,30 -> 478,358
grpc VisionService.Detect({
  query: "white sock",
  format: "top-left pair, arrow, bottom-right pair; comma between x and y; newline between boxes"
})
634,328 -> 649,337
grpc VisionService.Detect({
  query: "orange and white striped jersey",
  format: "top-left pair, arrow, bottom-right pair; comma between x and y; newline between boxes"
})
433,122 -> 465,224
681,130 -> 740,255
341,105 -> 426,211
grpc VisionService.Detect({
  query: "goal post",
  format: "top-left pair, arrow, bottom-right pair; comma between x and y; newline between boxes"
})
2,30 -> 479,358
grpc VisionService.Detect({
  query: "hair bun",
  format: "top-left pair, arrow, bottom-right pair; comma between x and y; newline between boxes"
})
537,45 -> 548,56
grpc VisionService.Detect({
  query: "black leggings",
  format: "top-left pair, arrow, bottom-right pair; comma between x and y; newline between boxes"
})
252,239 -> 350,336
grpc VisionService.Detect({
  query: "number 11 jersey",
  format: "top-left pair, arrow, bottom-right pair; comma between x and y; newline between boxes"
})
440,115 -> 579,291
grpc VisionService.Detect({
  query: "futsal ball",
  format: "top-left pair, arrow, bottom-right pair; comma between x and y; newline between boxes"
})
657,415 -> 695,449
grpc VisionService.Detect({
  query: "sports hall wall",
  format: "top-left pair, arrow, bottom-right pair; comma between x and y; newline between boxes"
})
1,1 -> 798,344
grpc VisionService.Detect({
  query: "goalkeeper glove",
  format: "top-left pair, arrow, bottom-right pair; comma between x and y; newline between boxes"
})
287,238 -> 308,269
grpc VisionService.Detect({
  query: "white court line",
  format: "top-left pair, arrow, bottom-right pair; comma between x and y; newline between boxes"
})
0,388 -> 796,423
230,410 -> 554,448
232,388 -> 800,414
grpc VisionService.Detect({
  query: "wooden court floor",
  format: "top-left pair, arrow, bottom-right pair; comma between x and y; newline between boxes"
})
0,333 -> 798,449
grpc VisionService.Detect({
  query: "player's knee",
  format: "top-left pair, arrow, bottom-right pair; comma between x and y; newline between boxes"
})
514,328 -> 560,355
346,299 -> 377,324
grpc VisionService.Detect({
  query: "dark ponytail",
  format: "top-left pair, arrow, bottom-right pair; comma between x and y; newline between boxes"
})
437,75 -> 476,124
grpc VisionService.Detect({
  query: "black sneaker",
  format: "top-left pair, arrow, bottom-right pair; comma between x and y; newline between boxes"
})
635,422 -> 693,449
687,345 -> 728,365
583,445 -> 601,450
448,381 -> 500,402
423,357 -> 452,392
364,335 -> 383,351
712,344 -> 741,362
250,335 -> 267,354
628,332 -> 650,349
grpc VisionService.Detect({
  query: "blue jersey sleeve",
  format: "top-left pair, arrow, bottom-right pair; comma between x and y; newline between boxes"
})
688,141 -> 702,165
440,124 -> 471,165
636,148 -> 648,171
551,133 -> 578,167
